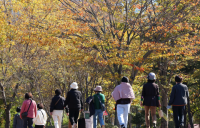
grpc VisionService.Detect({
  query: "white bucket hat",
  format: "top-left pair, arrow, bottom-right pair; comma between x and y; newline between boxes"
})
70,82 -> 78,89
94,86 -> 102,92
147,72 -> 156,80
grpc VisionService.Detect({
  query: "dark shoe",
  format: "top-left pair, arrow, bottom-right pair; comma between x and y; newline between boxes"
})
121,124 -> 125,128
153,123 -> 156,128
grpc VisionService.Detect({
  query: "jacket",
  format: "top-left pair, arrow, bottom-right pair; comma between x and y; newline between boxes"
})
50,95 -> 65,112
33,109 -> 47,125
141,82 -> 160,106
20,99 -> 37,119
93,93 -> 105,109
112,82 -> 135,101
168,83 -> 189,106
13,113 -> 23,128
64,89 -> 83,113
86,96 -> 95,117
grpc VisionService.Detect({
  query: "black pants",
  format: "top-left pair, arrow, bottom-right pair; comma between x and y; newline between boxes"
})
69,108 -> 80,125
35,125 -> 44,128
172,106 -> 185,128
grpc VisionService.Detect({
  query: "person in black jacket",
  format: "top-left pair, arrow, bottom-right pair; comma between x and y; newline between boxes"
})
64,82 -> 83,128
140,72 -> 161,128
50,89 -> 65,128
168,76 -> 189,128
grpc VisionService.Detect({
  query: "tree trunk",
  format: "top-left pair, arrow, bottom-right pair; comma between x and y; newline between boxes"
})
5,104 -> 11,128
158,58 -> 168,128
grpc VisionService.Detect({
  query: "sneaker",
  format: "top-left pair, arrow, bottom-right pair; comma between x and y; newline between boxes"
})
121,124 -> 125,128
73,123 -> 77,128
153,123 -> 156,128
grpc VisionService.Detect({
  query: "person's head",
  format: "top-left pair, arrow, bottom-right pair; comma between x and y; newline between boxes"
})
147,72 -> 156,82
16,107 -> 21,113
70,82 -> 78,89
55,89 -> 62,95
121,76 -> 129,83
94,86 -> 102,93
175,75 -> 182,83
25,92 -> 33,100
37,103 -> 44,109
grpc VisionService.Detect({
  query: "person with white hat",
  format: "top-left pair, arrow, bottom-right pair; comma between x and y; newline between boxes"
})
140,72 -> 161,128
93,86 -> 105,128
64,82 -> 83,128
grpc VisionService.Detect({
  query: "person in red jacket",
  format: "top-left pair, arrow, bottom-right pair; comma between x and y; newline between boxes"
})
20,92 -> 37,128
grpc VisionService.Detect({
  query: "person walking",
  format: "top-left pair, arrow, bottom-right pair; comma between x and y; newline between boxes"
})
13,107 -> 23,128
50,89 -> 65,128
20,92 -> 37,128
33,103 -> 47,128
64,82 -> 83,128
93,86 -> 105,128
140,72 -> 161,128
112,76 -> 135,128
168,75 -> 189,128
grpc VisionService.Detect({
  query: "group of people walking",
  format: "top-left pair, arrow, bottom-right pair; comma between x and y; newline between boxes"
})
13,72 -> 189,128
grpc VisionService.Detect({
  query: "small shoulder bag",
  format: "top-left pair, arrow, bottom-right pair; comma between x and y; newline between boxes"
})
97,94 -> 106,111
21,99 -> 32,119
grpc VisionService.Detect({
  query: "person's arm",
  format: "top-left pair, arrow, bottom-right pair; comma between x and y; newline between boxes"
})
140,85 -> 145,106
34,101 -> 37,117
157,86 -> 161,106
64,92 -> 70,114
20,101 -> 26,119
33,111 -> 39,124
168,86 -> 176,105
102,94 -> 105,104
50,97 -> 55,113
13,115 -> 17,128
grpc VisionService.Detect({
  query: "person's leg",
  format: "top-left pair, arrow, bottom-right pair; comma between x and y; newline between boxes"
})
178,106 -> 185,127
23,118 -> 28,128
173,106 -> 180,128
150,106 -> 157,128
123,104 -> 130,128
73,108 -> 80,128
117,104 -> 125,126
27,118 -> 33,128
93,110 -> 98,128
52,110 -> 59,128
97,109 -> 105,127
57,110 -> 63,128
69,109 -> 75,126
144,106 -> 150,128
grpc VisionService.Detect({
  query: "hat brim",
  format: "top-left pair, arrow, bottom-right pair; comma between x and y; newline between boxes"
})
94,89 -> 102,92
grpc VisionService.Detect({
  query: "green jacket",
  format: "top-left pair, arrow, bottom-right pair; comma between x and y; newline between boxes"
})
93,93 -> 105,109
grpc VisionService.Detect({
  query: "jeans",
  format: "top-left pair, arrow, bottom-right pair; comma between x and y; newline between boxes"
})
117,104 -> 130,128
69,108 -> 80,125
52,110 -> 63,128
144,106 -> 157,128
23,117 -> 33,128
93,109 -> 104,128
172,106 -> 185,128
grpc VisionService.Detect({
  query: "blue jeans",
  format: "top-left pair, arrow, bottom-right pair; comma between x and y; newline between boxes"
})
172,106 -> 185,128
23,117 -> 33,128
93,109 -> 104,128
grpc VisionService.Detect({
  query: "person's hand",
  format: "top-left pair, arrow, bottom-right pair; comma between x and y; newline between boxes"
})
140,101 -> 143,107
50,112 -> 52,116
158,101 -> 161,107
67,113 -> 69,116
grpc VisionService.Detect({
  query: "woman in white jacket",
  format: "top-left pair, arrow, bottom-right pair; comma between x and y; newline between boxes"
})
33,103 -> 47,128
